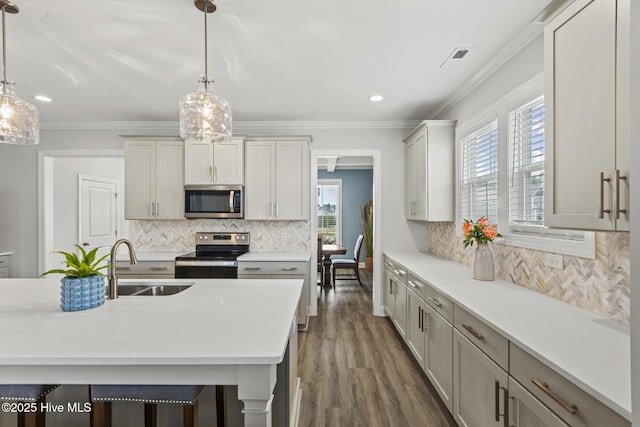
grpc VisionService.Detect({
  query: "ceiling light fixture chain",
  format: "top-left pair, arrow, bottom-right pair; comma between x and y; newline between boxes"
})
0,0 -> 39,145
179,0 -> 231,144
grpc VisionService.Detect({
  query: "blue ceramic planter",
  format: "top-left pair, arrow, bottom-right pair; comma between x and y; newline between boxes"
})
60,275 -> 105,312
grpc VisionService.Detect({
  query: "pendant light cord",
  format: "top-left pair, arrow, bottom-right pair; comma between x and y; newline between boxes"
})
1,5 -> 6,84
203,2 -> 208,91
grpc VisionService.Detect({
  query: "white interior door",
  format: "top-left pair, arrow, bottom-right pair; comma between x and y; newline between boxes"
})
79,174 -> 118,249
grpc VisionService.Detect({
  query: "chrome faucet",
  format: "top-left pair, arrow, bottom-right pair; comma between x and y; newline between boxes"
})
108,239 -> 138,299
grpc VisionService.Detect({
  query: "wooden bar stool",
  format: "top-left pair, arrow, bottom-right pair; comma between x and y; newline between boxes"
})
90,385 -> 205,427
0,385 -> 58,427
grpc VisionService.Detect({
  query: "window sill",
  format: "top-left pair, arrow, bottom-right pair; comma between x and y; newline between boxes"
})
496,231 -> 596,259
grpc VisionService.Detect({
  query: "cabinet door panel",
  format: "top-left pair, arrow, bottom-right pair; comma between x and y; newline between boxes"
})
424,304 -> 453,412
245,141 -> 276,219
453,329 -> 507,427
213,138 -> 244,185
155,141 -> 185,219
275,140 -> 309,220
405,140 -> 417,219
406,290 -> 425,366
545,0 -> 617,229
125,141 -> 155,219
393,279 -> 407,340
184,140 -> 213,184
509,378 -> 569,427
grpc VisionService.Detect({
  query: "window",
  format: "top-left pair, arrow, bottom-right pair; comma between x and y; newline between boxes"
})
317,180 -> 341,244
456,73 -> 594,258
509,96 -> 545,226
459,121 -> 499,222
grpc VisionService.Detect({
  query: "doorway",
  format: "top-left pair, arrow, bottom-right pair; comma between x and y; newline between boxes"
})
310,149 -> 383,317
39,151 -> 128,275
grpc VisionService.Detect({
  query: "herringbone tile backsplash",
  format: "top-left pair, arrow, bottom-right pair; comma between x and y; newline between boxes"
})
427,222 -> 630,323
133,220 -> 311,253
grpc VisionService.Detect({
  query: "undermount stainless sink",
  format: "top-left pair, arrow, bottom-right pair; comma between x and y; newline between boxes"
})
117,282 -> 194,296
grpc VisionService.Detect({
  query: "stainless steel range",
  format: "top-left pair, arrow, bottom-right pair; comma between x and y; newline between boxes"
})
174,232 -> 250,279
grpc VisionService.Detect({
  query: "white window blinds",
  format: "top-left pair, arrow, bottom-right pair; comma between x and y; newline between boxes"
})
509,96 -> 545,226
317,182 -> 341,244
459,121 -> 499,222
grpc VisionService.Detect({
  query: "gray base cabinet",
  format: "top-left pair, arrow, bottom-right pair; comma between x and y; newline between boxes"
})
238,260 -> 310,328
423,303 -> 453,411
453,329 -> 508,427
114,260 -> 175,279
383,258 -> 408,340
508,378 -> 569,427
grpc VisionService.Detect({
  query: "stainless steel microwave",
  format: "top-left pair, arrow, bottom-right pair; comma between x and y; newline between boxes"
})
184,185 -> 244,219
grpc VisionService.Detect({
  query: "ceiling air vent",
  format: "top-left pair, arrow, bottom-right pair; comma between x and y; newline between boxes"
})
440,47 -> 474,68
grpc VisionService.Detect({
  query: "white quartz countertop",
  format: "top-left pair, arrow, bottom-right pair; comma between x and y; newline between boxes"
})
384,251 -> 631,421
238,252 -> 311,262
0,278 -> 302,368
116,251 -> 185,262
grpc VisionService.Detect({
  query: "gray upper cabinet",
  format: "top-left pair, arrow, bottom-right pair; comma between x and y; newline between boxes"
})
544,0 -> 629,231
124,137 -> 184,220
184,136 -> 245,185
244,138 -> 310,220
404,120 -> 456,221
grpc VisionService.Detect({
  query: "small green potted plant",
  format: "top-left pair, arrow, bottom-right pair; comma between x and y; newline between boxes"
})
359,200 -> 374,271
41,245 -> 110,311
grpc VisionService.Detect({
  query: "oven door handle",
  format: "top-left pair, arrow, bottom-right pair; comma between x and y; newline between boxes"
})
175,260 -> 238,267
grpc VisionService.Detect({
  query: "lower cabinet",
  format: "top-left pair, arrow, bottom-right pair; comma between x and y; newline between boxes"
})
423,302 -> 453,411
238,260 -> 310,328
453,329 -> 509,427
508,377 -> 569,427
383,259 -> 408,340
114,260 -> 175,279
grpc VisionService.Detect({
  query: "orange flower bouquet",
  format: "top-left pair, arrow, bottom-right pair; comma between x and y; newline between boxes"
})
462,217 -> 502,248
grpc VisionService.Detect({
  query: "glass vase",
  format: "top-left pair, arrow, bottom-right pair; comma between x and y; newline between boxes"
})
472,243 -> 495,281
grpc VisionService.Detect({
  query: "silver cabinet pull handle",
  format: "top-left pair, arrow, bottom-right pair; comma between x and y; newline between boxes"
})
281,267 -> 298,271
115,266 -> 131,270
599,172 -> 611,218
462,324 -> 485,341
209,166 -> 213,183
494,381 -> 509,426
407,280 -> 421,289
155,203 -> 160,217
531,379 -> 578,415
615,169 -> 628,219
244,267 -> 261,271
418,306 -> 422,330
150,267 -> 168,271
427,296 -> 442,307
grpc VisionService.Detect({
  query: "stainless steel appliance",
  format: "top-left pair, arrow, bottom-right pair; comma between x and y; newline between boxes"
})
175,232 -> 250,279
184,185 -> 243,219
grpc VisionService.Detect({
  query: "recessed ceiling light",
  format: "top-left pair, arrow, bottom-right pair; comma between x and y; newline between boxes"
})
34,95 -> 53,103
369,94 -> 383,102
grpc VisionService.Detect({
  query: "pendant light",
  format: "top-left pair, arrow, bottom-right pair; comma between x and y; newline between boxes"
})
0,0 -> 38,145
179,0 -> 232,144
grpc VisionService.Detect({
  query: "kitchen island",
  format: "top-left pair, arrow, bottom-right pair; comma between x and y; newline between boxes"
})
0,277 -> 303,427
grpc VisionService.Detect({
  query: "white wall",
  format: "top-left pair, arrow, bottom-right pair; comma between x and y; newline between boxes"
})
629,2 -> 639,424
0,123 -> 418,277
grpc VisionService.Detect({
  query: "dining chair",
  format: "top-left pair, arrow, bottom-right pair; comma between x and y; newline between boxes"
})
317,237 -> 324,286
90,385 -> 206,427
0,385 -> 58,427
331,234 -> 364,287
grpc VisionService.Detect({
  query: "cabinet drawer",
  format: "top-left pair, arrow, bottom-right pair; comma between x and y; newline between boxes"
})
115,261 -> 175,277
453,305 -> 508,370
406,272 -> 427,301
422,282 -> 453,323
383,257 -> 407,283
238,261 -> 305,275
510,344 -> 630,427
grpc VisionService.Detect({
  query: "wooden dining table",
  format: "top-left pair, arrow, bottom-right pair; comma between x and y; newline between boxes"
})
321,244 -> 347,287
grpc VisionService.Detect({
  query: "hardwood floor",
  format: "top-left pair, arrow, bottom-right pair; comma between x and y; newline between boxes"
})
298,270 -> 456,427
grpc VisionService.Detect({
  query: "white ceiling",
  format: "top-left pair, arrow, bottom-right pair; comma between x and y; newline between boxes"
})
6,0 -> 552,124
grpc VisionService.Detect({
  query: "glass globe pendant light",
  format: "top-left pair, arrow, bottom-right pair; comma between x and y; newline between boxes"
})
179,0 -> 232,144
0,0 -> 38,145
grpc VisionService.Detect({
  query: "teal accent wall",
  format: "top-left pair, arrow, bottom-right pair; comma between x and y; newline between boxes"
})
318,169 -> 373,261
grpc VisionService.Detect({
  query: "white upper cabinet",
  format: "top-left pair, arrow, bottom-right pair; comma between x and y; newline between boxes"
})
124,137 -> 184,220
544,0 -> 629,230
404,120 -> 456,221
244,137 -> 310,220
184,136 -> 245,185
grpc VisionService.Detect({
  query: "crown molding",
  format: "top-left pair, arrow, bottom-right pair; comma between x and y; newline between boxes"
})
41,120 -> 421,132
428,22 -> 544,119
